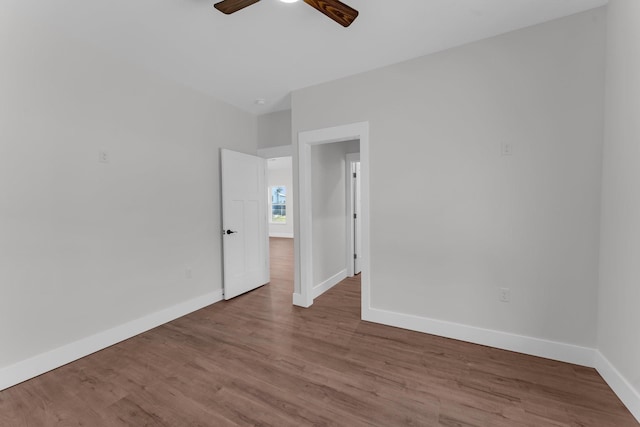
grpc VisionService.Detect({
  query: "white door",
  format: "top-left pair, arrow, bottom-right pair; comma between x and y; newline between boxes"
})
354,162 -> 362,275
221,149 -> 269,300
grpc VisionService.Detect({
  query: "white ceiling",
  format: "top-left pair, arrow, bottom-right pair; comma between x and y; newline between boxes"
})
7,0 -> 607,114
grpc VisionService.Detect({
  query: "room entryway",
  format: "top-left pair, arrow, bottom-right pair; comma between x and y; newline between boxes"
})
269,237 -> 294,294
295,121 -> 370,309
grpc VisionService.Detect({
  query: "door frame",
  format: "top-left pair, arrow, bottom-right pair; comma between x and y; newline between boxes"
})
294,121 -> 370,310
345,152 -> 360,277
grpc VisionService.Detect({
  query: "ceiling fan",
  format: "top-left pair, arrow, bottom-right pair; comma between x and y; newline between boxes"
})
213,0 -> 359,27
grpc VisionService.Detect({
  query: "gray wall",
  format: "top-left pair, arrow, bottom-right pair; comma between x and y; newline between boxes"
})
293,9 -> 605,347
311,140 -> 360,286
599,0 -> 640,402
267,157 -> 294,238
258,110 -> 292,150
0,13 -> 257,368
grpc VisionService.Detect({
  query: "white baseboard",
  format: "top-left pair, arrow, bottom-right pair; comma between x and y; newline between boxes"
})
294,268 -> 350,306
0,290 -> 223,391
594,352 -> 640,423
269,232 -> 294,238
292,292 -> 312,308
362,306 -> 640,421
312,269 -> 347,300
362,306 -> 597,367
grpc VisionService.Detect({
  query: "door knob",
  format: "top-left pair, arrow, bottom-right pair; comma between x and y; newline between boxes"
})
225,229 -> 238,235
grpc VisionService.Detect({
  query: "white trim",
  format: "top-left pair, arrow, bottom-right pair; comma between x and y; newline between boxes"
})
595,352 -> 640,423
258,145 -> 292,159
0,290 -> 223,391
312,269 -> 348,300
269,232 -> 294,238
292,292 -> 311,308
345,153 -> 360,278
297,138 -> 313,307
295,122 -> 370,308
362,306 -> 597,367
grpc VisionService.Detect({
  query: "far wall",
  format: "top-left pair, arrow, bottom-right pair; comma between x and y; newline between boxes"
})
258,110 -> 292,150
267,157 -> 294,238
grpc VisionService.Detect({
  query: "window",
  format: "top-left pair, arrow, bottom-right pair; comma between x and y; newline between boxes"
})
270,186 -> 286,223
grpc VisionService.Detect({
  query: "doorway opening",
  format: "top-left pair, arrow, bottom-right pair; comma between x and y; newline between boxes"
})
259,146 -> 295,296
346,153 -> 361,277
267,156 -> 294,294
266,157 -> 294,239
294,121 -> 370,312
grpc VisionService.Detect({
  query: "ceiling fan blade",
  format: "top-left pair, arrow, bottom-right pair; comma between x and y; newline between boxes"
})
214,0 -> 260,15
303,0 -> 359,27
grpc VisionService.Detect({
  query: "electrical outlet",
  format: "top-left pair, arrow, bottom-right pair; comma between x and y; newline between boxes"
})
185,267 -> 192,279
501,143 -> 514,156
499,287 -> 511,303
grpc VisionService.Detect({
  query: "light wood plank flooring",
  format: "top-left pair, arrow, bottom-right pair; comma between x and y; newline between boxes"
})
0,237 -> 637,426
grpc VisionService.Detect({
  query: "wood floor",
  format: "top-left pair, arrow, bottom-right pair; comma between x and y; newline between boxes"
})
0,237 -> 637,426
